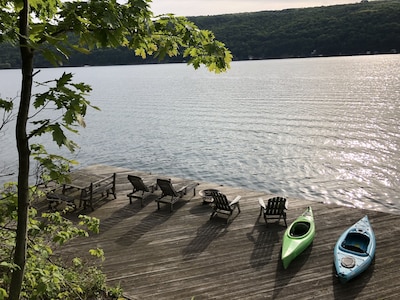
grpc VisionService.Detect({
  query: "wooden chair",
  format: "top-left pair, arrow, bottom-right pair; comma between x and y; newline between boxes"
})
209,191 -> 241,224
127,175 -> 156,207
258,196 -> 287,227
156,178 -> 198,212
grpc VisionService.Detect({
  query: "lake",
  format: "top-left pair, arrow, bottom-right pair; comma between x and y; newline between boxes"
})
1,55 -> 399,214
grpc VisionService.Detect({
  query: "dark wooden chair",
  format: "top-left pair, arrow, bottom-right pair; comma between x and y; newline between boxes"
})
209,191 -> 241,224
156,178 -> 198,212
258,196 -> 287,227
127,175 -> 157,207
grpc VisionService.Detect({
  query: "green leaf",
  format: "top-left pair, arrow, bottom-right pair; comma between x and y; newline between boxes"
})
50,124 -> 66,147
0,98 -> 13,111
89,248 -> 105,261
57,72 -> 73,89
0,261 -> 17,270
0,288 -> 8,299
70,44 -> 91,54
41,49 -> 63,67
72,257 -> 82,267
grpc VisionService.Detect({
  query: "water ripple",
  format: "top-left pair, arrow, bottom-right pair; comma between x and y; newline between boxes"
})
1,55 -> 399,214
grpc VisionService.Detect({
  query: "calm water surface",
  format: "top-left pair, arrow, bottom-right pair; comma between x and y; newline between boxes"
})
1,55 -> 399,214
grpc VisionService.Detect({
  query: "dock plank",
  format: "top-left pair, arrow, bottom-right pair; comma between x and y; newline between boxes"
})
52,165 -> 400,300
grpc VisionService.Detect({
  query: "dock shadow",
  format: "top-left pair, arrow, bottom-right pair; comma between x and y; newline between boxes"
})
182,219 -> 228,260
272,242 -> 314,299
332,257 -> 375,299
247,217 -> 285,270
188,202 -> 214,216
114,198 -> 189,247
97,194 -> 158,235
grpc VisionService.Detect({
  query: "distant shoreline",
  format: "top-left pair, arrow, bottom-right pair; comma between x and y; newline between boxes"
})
1,52 -> 398,70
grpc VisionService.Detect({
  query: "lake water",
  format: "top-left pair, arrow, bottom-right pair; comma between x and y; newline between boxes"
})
1,55 -> 399,214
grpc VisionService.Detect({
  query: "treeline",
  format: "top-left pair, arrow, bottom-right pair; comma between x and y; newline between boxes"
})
0,0 -> 399,68
189,0 -> 400,60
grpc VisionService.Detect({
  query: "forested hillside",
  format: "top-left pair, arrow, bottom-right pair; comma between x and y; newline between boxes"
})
190,0 -> 400,60
0,0 -> 399,68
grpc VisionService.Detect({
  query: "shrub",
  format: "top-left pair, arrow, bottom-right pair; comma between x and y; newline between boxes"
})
0,183 -> 123,299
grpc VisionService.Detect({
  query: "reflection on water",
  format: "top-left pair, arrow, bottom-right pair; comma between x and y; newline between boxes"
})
1,55 -> 399,214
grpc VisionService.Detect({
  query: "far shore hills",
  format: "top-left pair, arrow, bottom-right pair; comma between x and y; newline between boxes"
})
0,0 -> 399,69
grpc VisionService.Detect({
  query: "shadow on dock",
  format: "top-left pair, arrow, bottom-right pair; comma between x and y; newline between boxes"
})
42,165 -> 400,300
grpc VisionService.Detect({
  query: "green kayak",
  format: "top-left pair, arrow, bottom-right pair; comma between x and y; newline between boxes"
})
281,206 -> 315,269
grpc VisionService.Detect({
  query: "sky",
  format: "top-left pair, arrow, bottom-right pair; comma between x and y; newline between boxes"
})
149,0 -> 360,16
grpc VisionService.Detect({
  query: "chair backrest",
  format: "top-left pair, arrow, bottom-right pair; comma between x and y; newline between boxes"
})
210,192 -> 232,211
265,197 -> 286,215
157,178 -> 179,197
128,175 -> 149,192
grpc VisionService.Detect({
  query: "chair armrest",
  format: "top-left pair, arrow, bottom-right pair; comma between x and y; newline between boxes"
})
230,195 -> 241,205
258,197 -> 266,209
177,185 -> 188,197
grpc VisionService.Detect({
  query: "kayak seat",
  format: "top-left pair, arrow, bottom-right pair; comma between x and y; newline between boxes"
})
290,221 -> 310,237
258,197 -> 287,227
342,233 -> 370,254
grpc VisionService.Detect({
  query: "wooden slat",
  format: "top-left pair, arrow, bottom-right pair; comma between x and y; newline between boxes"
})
49,165 -> 400,300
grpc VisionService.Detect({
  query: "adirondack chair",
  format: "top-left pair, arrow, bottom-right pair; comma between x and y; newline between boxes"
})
156,178 -> 198,212
127,175 -> 157,207
258,196 -> 287,227
209,191 -> 241,224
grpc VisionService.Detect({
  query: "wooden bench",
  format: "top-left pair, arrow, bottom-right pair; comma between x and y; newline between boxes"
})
79,173 -> 117,210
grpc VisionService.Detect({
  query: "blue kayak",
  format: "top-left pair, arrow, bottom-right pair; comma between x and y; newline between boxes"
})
334,215 -> 376,283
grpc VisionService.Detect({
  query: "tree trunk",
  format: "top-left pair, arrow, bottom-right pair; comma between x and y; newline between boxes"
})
9,0 -> 33,298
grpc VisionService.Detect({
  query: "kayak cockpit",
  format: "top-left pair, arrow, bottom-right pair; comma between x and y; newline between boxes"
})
340,232 -> 370,255
289,221 -> 311,237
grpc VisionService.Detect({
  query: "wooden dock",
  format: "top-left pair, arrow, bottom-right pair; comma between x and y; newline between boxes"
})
50,165 -> 400,299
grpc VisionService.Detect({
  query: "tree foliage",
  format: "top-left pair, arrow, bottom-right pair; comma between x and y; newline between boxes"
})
0,0 -> 231,299
0,0 -> 232,70
0,188 -> 113,299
